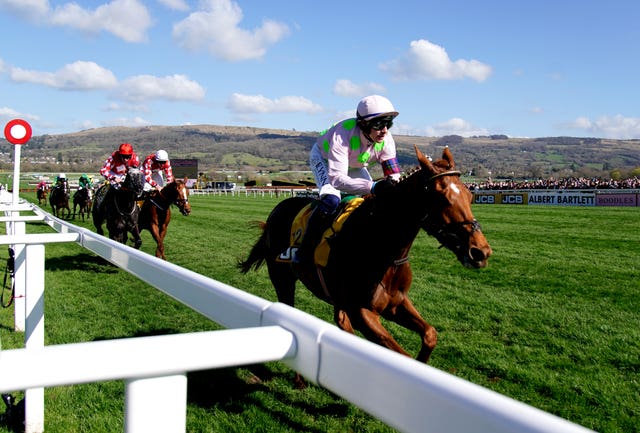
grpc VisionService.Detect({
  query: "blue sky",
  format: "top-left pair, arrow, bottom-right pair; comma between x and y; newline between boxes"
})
1,0 -> 639,139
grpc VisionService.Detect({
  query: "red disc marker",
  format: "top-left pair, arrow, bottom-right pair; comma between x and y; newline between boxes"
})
4,119 -> 32,145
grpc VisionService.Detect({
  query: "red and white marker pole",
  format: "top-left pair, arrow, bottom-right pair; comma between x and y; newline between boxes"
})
4,119 -> 32,207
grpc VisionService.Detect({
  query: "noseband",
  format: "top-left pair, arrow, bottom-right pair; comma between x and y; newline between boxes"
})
421,170 -> 482,253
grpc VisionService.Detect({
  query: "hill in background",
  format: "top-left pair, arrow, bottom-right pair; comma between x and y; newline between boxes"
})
2,124 -> 639,183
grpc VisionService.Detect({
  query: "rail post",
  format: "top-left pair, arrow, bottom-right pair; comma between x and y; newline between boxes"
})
24,243 -> 45,433
125,374 -> 188,433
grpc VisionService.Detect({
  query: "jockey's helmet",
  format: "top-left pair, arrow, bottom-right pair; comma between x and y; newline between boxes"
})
356,95 -> 399,122
119,143 -> 134,156
155,149 -> 169,163
58,173 -> 66,179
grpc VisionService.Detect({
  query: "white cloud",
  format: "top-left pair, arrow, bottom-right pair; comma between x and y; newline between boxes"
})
103,102 -> 149,113
0,0 -> 151,42
227,93 -> 322,114
9,61 -> 118,90
116,74 -> 206,102
173,0 -> 290,61
0,0 -> 49,21
49,0 -> 151,43
333,79 -> 385,98
158,0 -> 189,11
0,106 -> 40,122
566,115 -> 640,139
5,59 -> 205,103
380,39 -> 492,82
101,116 -> 151,128
424,118 -> 489,137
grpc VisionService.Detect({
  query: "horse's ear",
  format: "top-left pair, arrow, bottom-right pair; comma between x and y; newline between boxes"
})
442,146 -> 455,169
414,144 -> 435,172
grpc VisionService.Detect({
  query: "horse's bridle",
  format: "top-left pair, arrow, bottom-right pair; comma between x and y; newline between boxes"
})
150,185 -> 189,213
420,170 -> 483,254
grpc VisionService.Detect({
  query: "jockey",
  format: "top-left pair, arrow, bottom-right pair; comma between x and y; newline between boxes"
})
55,173 -> 70,195
76,173 -> 93,200
99,143 -> 140,188
142,150 -> 174,192
294,95 -> 402,264
36,178 -> 48,191
78,173 -> 92,190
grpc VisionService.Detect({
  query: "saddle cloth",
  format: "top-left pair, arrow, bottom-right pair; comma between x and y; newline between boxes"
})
279,197 -> 364,267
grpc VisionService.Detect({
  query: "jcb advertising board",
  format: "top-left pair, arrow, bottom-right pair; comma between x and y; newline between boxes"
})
473,191 -> 528,205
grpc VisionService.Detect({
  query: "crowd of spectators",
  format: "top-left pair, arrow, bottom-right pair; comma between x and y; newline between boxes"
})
466,176 -> 640,191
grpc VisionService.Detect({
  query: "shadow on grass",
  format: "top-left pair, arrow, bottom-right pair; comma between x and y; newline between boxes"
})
88,327 -> 354,431
187,365 -> 351,433
45,253 -> 118,273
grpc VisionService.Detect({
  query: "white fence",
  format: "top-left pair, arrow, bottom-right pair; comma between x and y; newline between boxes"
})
0,193 -> 594,433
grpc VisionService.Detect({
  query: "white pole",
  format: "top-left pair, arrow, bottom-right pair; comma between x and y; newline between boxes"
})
125,374 -> 188,433
11,144 -> 21,210
24,243 -> 45,433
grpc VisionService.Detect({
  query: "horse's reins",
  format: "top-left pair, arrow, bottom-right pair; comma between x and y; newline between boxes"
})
114,187 -> 139,216
149,185 -> 189,211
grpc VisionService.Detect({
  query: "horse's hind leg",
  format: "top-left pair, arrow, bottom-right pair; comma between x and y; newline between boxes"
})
267,262 -> 297,306
385,298 -> 437,363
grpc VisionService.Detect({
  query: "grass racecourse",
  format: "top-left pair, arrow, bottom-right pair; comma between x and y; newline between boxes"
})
1,191 -> 639,432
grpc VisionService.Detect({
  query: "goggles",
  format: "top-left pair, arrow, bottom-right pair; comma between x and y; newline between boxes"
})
368,117 -> 394,131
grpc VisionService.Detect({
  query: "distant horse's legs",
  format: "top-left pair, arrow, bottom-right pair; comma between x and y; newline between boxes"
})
130,223 -> 142,249
147,222 -> 165,259
385,299 -> 437,363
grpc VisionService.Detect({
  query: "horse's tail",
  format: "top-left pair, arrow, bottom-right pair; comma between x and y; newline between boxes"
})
238,221 -> 269,274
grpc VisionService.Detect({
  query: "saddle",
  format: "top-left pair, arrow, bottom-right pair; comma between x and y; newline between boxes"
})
279,197 -> 364,266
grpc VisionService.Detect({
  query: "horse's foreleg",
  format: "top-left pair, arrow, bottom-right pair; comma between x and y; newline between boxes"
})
386,299 -> 437,363
334,308 -> 355,334
131,225 -> 142,249
354,308 -> 411,357
148,225 -> 165,259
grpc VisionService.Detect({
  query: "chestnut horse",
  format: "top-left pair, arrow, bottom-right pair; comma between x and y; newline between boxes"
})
239,146 -> 492,365
139,179 -> 191,260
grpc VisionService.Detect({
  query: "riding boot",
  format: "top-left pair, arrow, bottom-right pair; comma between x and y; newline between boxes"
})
294,205 -> 335,265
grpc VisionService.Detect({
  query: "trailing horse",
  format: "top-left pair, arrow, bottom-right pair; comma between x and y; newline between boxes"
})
73,187 -> 93,222
37,185 -> 49,207
139,179 -> 191,260
49,185 -> 71,218
239,146 -> 492,367
92,168 -> 145,248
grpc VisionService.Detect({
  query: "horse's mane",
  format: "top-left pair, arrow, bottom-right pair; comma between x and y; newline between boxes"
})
396,153 -> 451,184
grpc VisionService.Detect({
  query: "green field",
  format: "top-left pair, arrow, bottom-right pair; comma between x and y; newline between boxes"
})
1,191 -> 639,432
